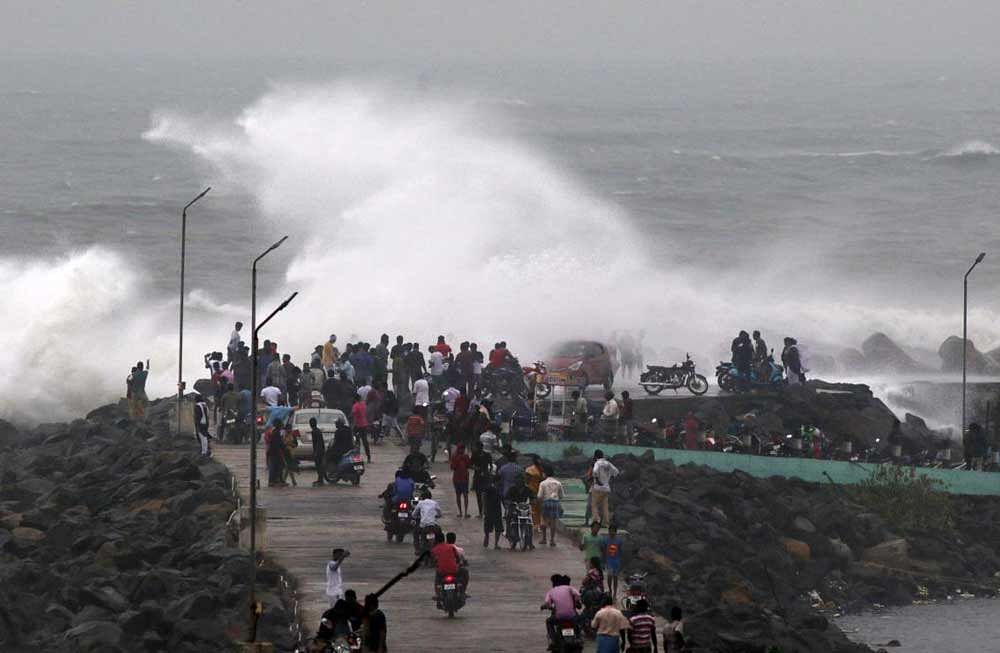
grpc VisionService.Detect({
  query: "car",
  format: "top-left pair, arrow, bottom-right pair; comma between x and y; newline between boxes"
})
288,407 -> 348,465
546,340 -> 614,391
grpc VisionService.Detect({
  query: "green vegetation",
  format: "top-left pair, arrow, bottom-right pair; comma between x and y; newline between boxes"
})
851,464 -> 954,532
562,444 -> 584,458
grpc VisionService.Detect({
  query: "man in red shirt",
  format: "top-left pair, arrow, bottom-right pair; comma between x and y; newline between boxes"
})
350,393 -> 372,463
433,335 -> 452,358
450,443 -> 472,518
430,531 -> 463,604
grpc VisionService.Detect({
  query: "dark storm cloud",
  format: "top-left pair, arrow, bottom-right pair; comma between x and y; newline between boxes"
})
3,0 -> 1000,61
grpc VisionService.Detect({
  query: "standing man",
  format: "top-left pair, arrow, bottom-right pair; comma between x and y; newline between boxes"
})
322,335 -> 339,372
351,393 -> 372,464
537,469 -> 564,546
620,391 -> 634,445
524,454 -> 546,534
781,337 -> 805,385
227,321 -> 243,360
470,343 -> 484,396
454,342 -> 475,396
130,360 -> 149,419
450,443 -> 472,518
591,595 -> 630,653
193,392 -> 211,456
572,390 -> 589,440
413,374 -> 430,409
590,450 -> 619,527
310,417 -> 326,487
601,392 -> 620,443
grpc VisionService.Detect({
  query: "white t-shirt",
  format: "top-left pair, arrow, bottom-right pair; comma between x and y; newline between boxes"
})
479,431 -> 498,453
358,385 -> 373,401
228,329 -> 241,352
591,458 -> 620,494
413,379 -> 430,406
260,386 -> 281,407
442,387 -> 460,413
602,399 -> 620,419
325,560 -> 344,601
429,351 -> 445,376
472,356 -> 483,375
416,498 -> 440,526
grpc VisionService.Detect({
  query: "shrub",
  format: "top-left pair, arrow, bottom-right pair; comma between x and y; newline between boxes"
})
562,444 -> 584,458
850,464 -> 954,532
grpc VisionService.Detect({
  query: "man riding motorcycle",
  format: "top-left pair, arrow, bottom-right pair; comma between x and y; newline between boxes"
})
403,442 -> 431,484
430,530 -> 463,606
541,574 -> 582,650
414,488 -> 442,557
379,469 -> 416,528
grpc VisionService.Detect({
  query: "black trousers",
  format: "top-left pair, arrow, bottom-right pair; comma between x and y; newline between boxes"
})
314,450 -> 326,483
355,426 -> 371,462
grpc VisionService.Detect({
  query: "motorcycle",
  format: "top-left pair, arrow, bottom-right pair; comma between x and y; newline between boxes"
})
542,607 -> 584,653
523,360 -> 551,399
383,497 -> 415,543
303,618 -> 363,653
413,523 -> 442,564
639,354 -> 709,396
221,409 -> 250,444
619,572 -> 648,616
436,573 -> 467,618
715,356 -> 784,393
505,500 -> 534,551
324,448 -> 365,486
482,364 -> 527,398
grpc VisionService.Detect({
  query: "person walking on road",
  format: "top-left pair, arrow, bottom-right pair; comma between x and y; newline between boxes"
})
590,450 -> 619,526
325,548 -> 350,607
450,443 -> 472,518
591,595 -> 630,653
580,521 -> 603,574
537,469 -> 564,546
351,393 -> 372,464
627,599 -> 658,653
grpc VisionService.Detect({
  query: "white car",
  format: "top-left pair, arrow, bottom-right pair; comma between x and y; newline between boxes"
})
289,407 -> 348,464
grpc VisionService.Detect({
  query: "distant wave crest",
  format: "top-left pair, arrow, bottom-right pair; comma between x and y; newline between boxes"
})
932,140 -> 999,160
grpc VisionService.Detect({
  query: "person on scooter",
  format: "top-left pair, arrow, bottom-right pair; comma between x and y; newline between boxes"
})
542,573 -> 582,649
430,530 -> 462,605
330,418 -> 354,464
403,442 -> 430,484
445,531 -> 470,590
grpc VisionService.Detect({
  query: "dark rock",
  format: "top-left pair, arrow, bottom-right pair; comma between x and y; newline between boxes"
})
939,336 -> 1000,374
64,620 -> 124,651
862,333 -> 928,373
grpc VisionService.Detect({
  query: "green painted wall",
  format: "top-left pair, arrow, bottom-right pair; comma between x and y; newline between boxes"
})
514,441 -> 1000,497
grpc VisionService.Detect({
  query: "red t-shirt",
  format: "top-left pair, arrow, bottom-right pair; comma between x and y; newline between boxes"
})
351,401 -> 369,428
433,343 -> 452,357
489,348 -> 509,367
406,415 -> 425,438
450,453 -> 471,484
431,542 -> 460,575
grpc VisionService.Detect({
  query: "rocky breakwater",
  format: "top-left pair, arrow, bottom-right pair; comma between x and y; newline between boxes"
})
0,400 -> 296,652
557,453 -> 1000,652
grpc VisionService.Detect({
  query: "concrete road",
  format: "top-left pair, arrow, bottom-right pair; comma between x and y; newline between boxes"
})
214,440 -> 599,652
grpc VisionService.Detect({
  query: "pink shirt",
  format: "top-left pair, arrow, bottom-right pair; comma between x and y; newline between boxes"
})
351,401 -> 369,428
544,585 -> 581,620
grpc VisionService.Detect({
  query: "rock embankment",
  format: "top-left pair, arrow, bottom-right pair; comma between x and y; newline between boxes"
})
0,401 -> 296,652
556,452 -> 1000,653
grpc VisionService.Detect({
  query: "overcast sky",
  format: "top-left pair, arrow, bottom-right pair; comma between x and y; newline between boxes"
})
3,1 -> 1000,62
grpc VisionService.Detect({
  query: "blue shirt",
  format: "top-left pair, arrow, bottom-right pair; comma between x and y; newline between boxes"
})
498,462 -> 523,498
601,535 -> 624,563
266,405 -> 294,427
238,390 -> 252,417
392,477 -> 415,502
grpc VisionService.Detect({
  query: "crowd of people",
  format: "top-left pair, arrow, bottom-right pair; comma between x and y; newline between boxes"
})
729,329 -> 805,387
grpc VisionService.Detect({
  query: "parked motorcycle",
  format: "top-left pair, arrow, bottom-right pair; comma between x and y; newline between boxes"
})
619,572 -> 648,616
523,360 -> 551,398
639,354 -> 709,396
505,500 -> 534,551
303,618 -> 363,653
482,364 -> 527,398
716,357 -> 784,393
324,448 -> 365,486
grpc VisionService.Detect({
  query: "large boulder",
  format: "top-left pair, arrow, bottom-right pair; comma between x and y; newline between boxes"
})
861,333 -> 927,374
939,336 -> 1000,374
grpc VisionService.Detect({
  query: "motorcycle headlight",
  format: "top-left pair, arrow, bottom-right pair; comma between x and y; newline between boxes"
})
568,361 -> 583,371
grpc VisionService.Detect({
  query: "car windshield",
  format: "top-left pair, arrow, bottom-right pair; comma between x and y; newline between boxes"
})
294,412 -> 338,425
552,342 -> 588,357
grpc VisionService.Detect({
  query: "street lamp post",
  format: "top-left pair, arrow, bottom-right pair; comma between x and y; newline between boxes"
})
962,252 -> 986,436
248,236 -> 289,640
178,187 -> 211,435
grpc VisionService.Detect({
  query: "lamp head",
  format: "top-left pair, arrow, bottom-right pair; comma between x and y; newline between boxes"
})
976,252 -> 986,264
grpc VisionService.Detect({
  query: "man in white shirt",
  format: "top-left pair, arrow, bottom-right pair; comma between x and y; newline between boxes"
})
428,348 -> 445,387
227,321 -> 243,360
413,375 -> 430,407
260,385 -> 282,407
442,385 -> 460,414
590,449 -> 619,526
537,473 -> 565,546
325,548 -> 349,607
601,391 -> 620,442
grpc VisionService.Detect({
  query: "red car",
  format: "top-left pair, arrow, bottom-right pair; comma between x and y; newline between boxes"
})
546,340 -> 614,391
